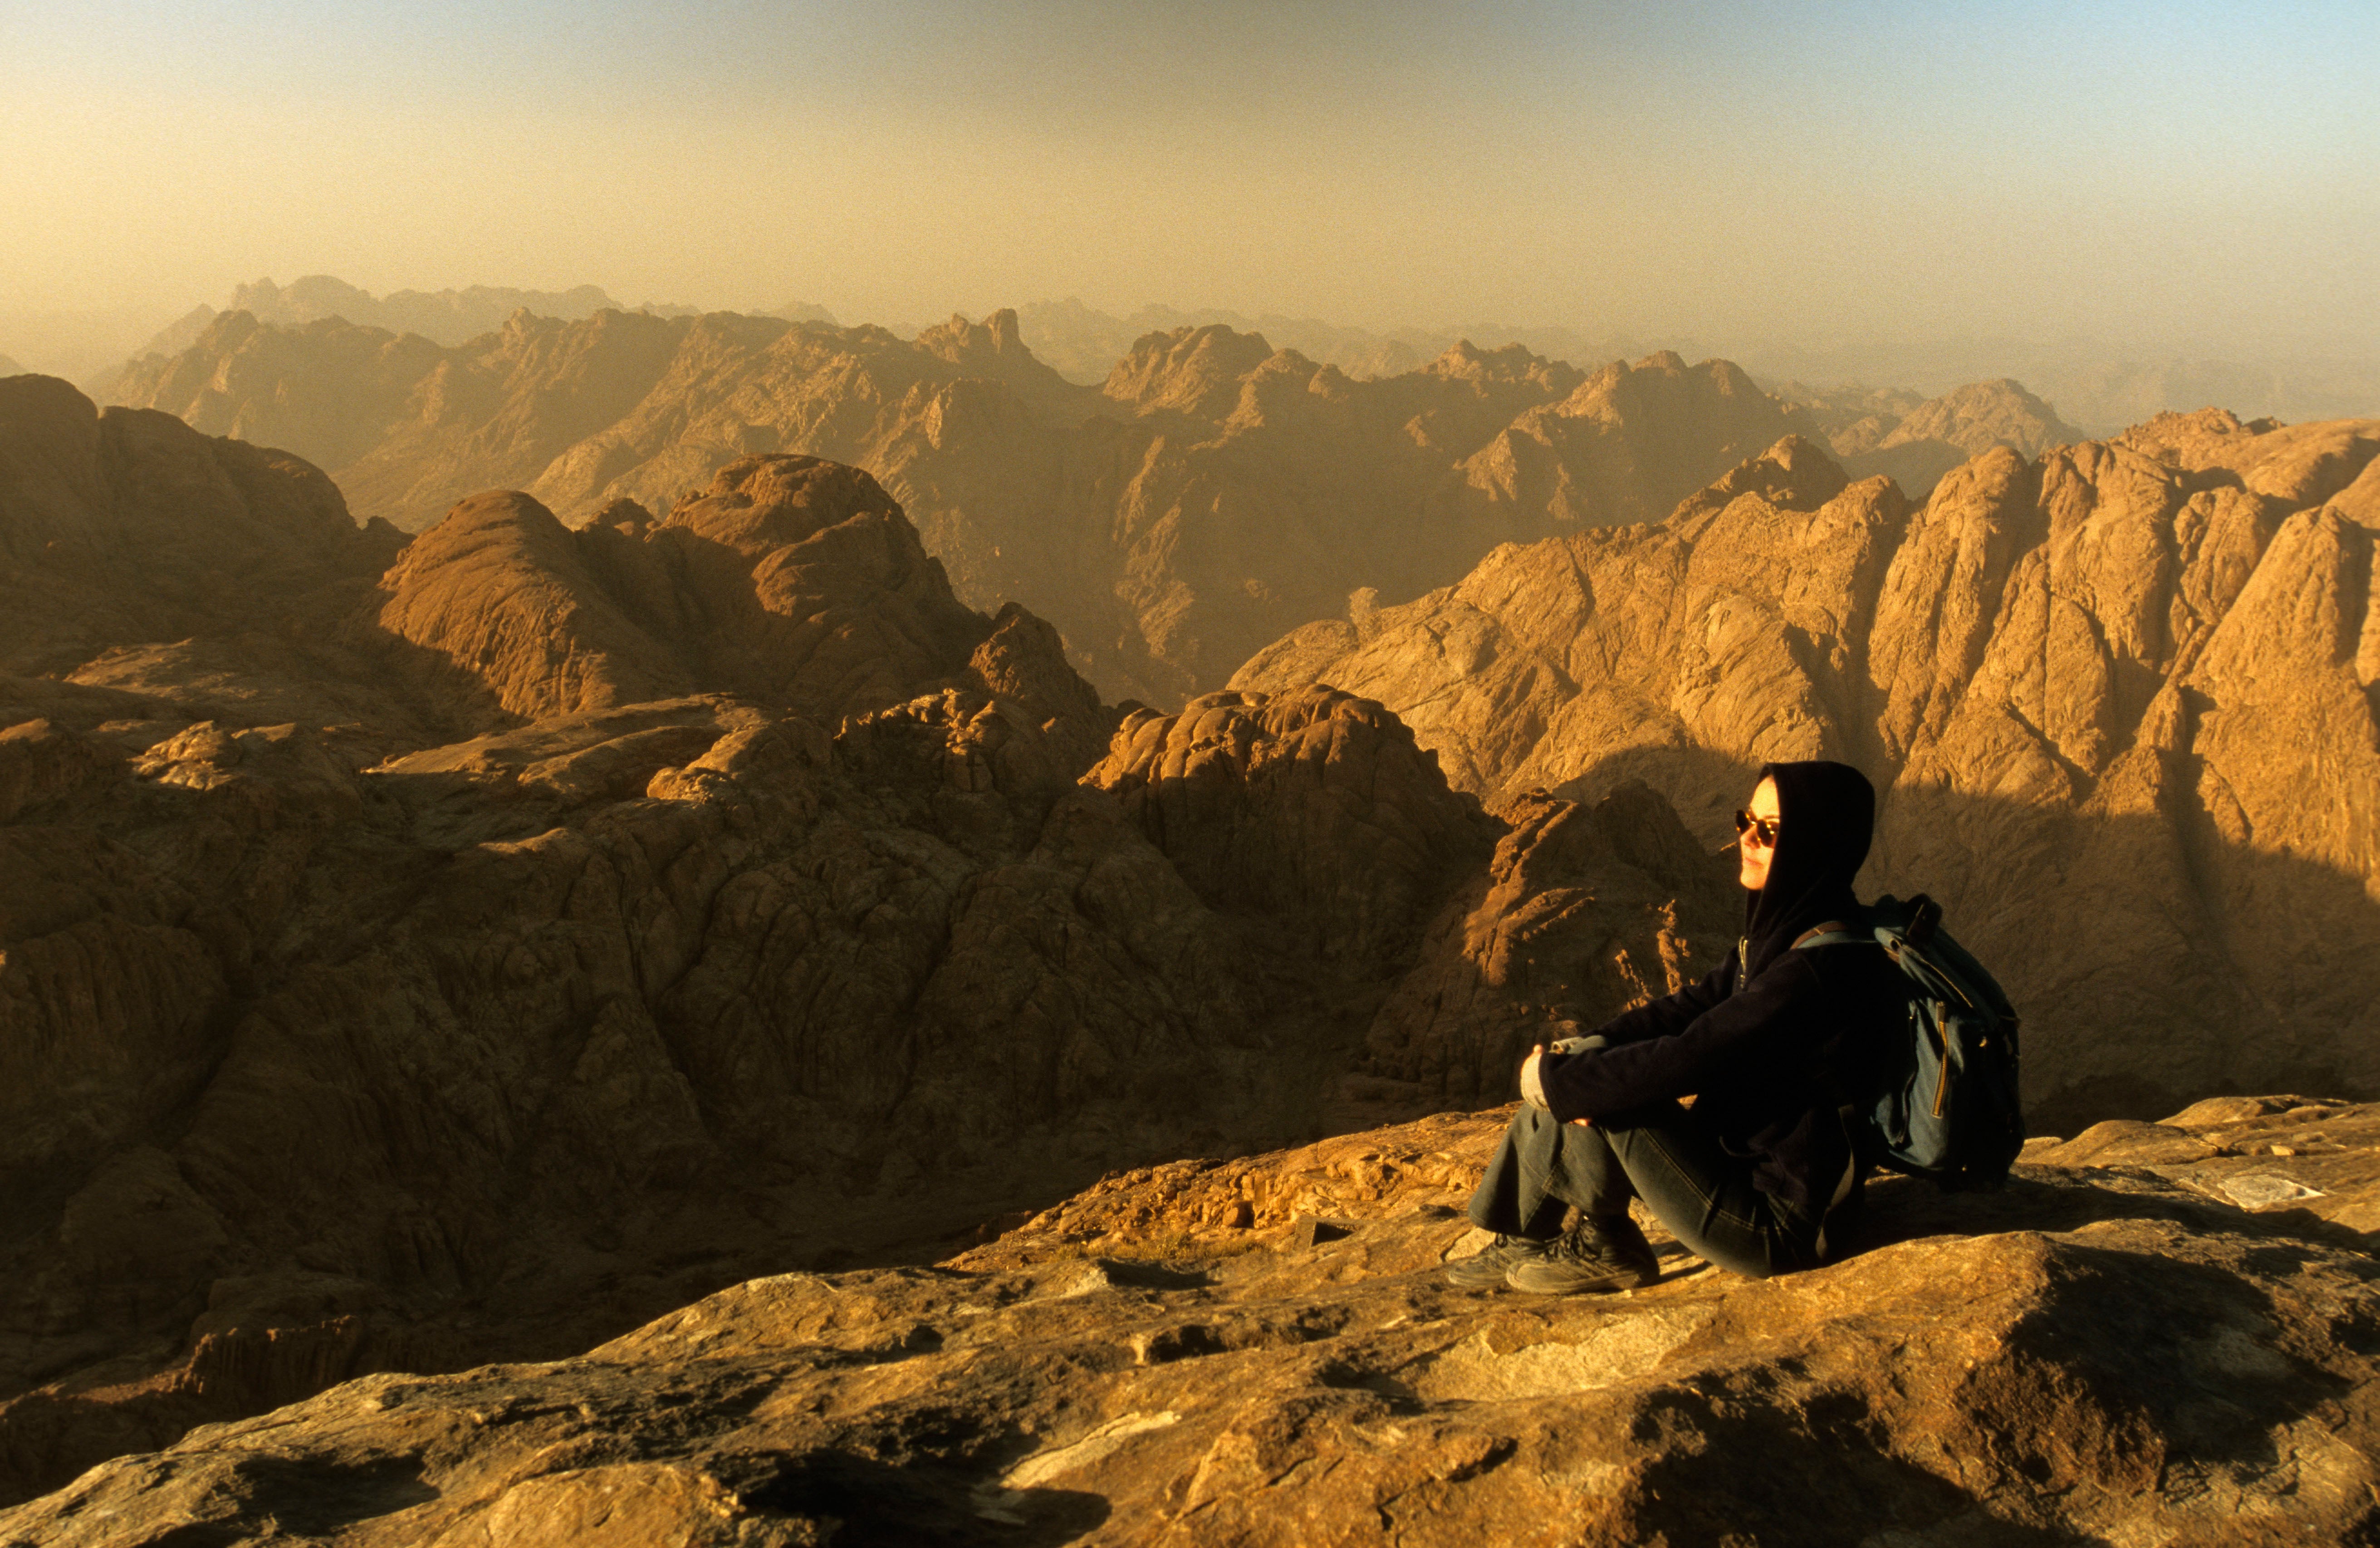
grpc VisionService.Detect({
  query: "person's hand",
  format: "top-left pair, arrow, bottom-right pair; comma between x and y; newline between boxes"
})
1519,1044 -> 1550,1109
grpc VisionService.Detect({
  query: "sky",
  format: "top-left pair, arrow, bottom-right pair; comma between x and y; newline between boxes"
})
1,0 -> 2375,374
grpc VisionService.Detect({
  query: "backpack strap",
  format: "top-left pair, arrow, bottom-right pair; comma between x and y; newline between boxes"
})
1792,920 -> 1865,950
1813,1106 -> 1861,1262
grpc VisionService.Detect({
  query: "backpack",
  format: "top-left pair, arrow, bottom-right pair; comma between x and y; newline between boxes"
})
1797,894 -> 2024,1190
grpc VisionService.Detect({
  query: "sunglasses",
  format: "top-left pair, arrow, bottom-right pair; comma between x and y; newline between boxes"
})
1734,809 -> 1782,848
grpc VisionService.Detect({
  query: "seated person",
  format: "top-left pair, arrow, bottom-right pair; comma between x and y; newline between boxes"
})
1450,759 -> 1905,1293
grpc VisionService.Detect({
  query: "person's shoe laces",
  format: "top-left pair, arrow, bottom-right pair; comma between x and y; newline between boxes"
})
1505,1216 -> 1660,1294
1443,1231 -> 1555,1288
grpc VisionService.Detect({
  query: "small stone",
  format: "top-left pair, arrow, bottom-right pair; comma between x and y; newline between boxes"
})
1284,1215 -> 1352,1249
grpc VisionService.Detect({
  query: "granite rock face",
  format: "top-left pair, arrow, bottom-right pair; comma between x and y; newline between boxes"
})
8,1097 -> 2374,1546
1086,690 -> 1494,970
375,455 -> 1014,732
1081,691 -> 1739,1115
113,312 -> 1851,703
1234,433 -> 1902,812
1234,416 -> 2380,1125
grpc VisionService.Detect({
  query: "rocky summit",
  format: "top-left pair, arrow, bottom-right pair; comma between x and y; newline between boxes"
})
4,1096 -> 2375,1545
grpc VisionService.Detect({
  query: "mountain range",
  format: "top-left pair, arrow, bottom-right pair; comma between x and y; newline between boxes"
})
1011,298 -> 2380,436
1010,297 -> 1647,387
4,349 -> 2379,1531
115,277 -> 682,374
0,375 -> 1735,1503
1743,333 -> 2380,440
108,307 -> 2076,706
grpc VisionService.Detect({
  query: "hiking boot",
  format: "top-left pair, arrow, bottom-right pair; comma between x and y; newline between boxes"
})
1504,1215 -> 1662,1294
1443,1232 -> 1557,1289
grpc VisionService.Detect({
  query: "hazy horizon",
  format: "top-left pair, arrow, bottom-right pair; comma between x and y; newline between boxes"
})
4,1 -> 2376,381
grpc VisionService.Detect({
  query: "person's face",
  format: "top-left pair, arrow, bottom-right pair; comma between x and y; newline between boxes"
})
1737,777 -> 1781,891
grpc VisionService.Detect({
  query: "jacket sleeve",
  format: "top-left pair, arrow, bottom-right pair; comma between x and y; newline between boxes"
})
1542,953 -> 1821,1121
1583,951 -> 1738,1048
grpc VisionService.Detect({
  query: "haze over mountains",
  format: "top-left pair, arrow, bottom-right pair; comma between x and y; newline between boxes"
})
109,276 -> 853,367
108,298 -> 2086,708
120,277 -> 654,371
1010,298 -> 1645,388
18,272 -> 2374,441
0,279 -> 832,393
1013,297 -> 2380,437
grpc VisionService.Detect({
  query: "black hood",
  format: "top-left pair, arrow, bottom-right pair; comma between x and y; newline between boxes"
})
1741,759 -> 1875,980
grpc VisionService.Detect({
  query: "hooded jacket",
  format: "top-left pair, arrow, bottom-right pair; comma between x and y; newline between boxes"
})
1537,760 -> 1905,1213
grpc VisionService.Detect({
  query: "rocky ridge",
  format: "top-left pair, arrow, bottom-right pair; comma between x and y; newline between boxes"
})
116,277 -> 667,378
0,380 -> 1739,1504
115,309 -> 1870,703
1233,415 -> 2380,1127
1012,298 -> 1650,389
6,1096 -> 2375,1544
1776,376 -> 2084,495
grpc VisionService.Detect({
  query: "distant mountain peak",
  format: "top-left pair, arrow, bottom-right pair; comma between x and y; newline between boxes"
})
113,277 -> 688,372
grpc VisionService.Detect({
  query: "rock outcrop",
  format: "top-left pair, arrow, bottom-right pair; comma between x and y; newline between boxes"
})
0,378 -> 1102,757
113,311 -> 1852,703
1079,693 -> 1737,1112
374,457 -> 1015,732
9,1096 -> 2374,1545
1234,417 -> 2380,1127
1087,691 -> 1493,969
0,373 -> 431,741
